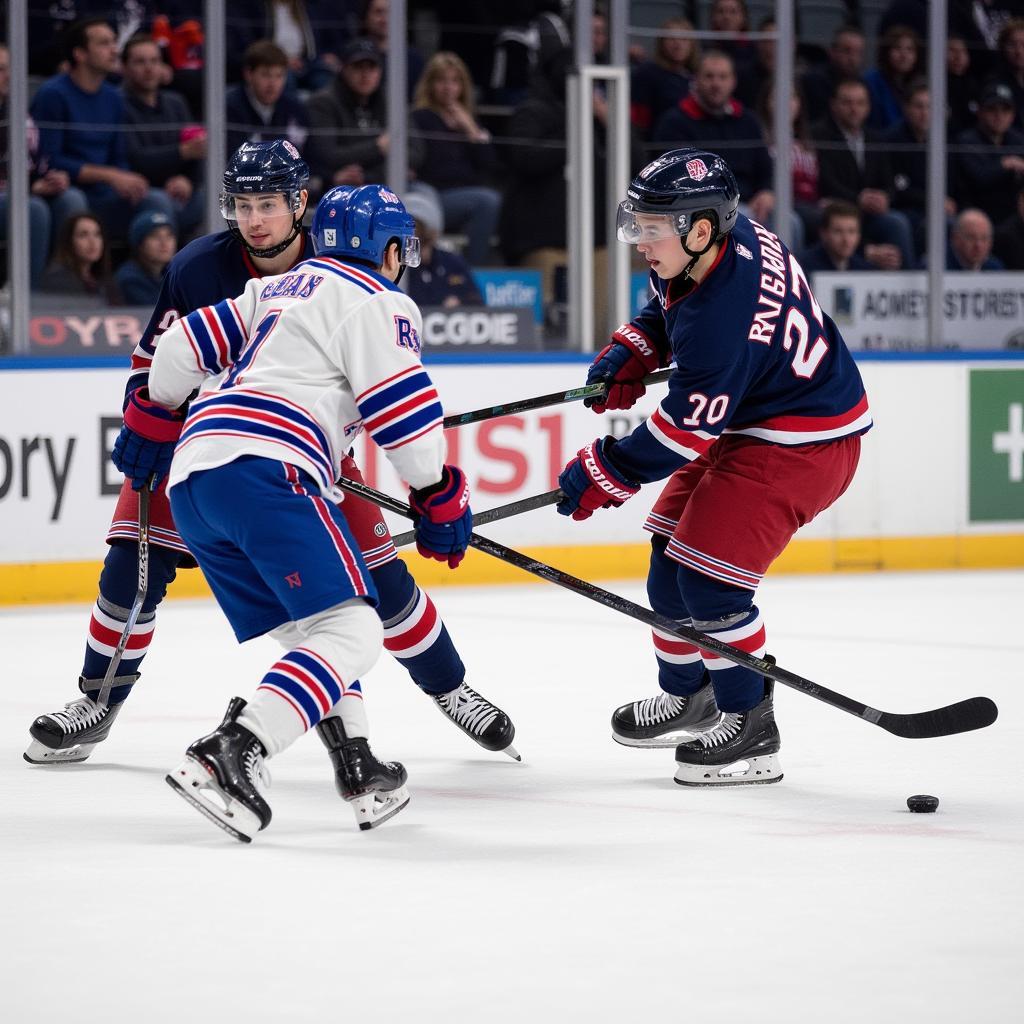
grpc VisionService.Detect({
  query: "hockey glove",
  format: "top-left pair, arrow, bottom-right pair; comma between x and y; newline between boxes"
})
111,388 -> 185,491
557,437 -> 640,521
409,465 -> 473,569
584,325 -> 662,413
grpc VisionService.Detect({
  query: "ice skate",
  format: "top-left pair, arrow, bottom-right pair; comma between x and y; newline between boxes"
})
316,717 -> 410,831
23,674 -> 138,765
673,681 -> 782,786
431,681 -> 520,760
166,697 -> 272,843
612,677 -> 721,748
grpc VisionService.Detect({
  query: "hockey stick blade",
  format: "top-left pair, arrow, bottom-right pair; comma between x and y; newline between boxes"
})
335,477 -> 999,740
391,488 -> 563,549
443,367 -> 674,428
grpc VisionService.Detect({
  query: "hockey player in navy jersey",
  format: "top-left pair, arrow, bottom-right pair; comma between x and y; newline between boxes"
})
142,183 -> 470,838
557,149 -> 872,786
24,140 -> 517,770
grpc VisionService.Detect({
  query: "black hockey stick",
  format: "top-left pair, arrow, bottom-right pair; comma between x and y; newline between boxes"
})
337,477 -> 998,740
442,367 -> 674,429
391,488 -> 563,549
97,482 -> 151,708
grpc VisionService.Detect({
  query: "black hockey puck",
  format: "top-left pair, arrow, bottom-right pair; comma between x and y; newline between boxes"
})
907,794 -> 939,813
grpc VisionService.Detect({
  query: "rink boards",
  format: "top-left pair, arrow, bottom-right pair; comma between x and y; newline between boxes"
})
1,353 -> 1022,604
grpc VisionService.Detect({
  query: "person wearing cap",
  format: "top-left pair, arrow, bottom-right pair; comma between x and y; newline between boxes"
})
305,37 -> 424,197
114,209 -> 178,306
402,190 -> 483,309
952,80 -> 1024,226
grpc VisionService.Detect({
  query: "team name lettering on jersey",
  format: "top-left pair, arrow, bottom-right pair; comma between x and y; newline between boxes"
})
747,222 -> 788,345
394,315 -> 421,355
259,273 -> 324,302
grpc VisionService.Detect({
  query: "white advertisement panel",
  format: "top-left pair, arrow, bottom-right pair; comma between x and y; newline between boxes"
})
2,358 -> 1018,567
812,271 -> 1024,350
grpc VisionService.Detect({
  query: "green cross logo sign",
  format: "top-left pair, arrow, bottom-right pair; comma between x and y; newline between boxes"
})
970,369 -> 1024,522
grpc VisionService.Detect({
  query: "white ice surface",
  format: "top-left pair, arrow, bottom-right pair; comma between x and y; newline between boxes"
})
2,570 -> 1023,1023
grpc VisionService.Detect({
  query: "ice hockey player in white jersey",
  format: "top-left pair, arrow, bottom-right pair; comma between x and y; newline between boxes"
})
112,184 -> 474,841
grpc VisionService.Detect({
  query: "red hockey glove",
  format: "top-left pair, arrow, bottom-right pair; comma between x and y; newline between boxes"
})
584,324 -> 662,413
409,465 -> 473,569
111,388 -> 185,491
557,437 -> 640,522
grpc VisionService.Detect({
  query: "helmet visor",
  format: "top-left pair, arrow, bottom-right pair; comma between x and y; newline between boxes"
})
615,201 -> 686,244
220,191 -> 301,223
399,234 -> 421,268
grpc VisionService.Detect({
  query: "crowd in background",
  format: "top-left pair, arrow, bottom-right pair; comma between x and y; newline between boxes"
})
1,0 -> 1023,323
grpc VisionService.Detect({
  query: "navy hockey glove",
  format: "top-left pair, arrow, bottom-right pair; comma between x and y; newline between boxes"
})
111,388 -> 185,491
409,465 -> 473,569
584,325 -> 662,413
557,437 -> 640,521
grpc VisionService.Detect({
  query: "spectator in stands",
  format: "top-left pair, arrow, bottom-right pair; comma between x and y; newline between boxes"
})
402,190 -> 483,308
500,47 -> 641,334
360,0 -> 425,101
227,1 -> 349,92
31,18 -> 177,244
653,50 -> 774,226
734,15 -> 780,110
953,81 -> 1024,226
993,19 -> 1024,128
151,6 -> 204,118
306,38 -> 423,196
798,201 -> 874,273
944,208 -> 1005,269
225,41 -> 310,156
994,183 -> 1024,266
813,77 -> 916,269
488,1 -> 570,105
39,211 -> 119,302
29,0 -> 159,78
801,25 -> 867,127
865,25 -> 923,131
757,82 -> 818,250
0,44 -> 87,287
948,33 -> 984,136
708,0 -> 756,90
114,209 -> 177,304
630,17 -> 699,139
411,52 -> 501,265
121,33 -> 205,241
884,81 -> 957,255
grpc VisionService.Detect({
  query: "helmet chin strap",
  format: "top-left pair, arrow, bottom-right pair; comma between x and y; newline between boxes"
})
676,215 -> 719,283
234,215 -> 303,260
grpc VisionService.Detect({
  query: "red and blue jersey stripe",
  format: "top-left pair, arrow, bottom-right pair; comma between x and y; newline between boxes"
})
178,388 -> 336,489
179,298 -> 248,375
356,365 -> 443,450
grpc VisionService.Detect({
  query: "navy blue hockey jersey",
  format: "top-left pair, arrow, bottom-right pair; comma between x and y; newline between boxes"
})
125,230 -> 316,401
613,214 -> 872,483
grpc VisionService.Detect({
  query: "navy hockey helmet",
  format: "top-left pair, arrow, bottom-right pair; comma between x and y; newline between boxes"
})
221,140 -> 310,258
311,184 -> 421,272
616,149 -> 740,247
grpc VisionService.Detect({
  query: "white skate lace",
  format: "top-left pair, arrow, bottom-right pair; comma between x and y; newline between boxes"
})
635,692 -> 686,728
48,697 -> 106,735
696,712 -> 744,748
243,743 -> 272,791
435,684 -> 499,736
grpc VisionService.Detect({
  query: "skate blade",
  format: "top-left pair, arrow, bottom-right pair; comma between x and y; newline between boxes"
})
348,785 -> 410,831
166,755 -> 261,843
23,739 -> 97,765
612,718 -> 722,749
673,753 -> 783,787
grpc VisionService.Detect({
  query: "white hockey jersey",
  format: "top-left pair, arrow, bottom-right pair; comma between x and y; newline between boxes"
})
148,256 -> 446,494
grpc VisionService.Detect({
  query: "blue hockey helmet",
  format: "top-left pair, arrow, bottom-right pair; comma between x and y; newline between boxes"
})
221,140 -> 310,258
616,149 -> 740,245
311,184 -> 421,272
